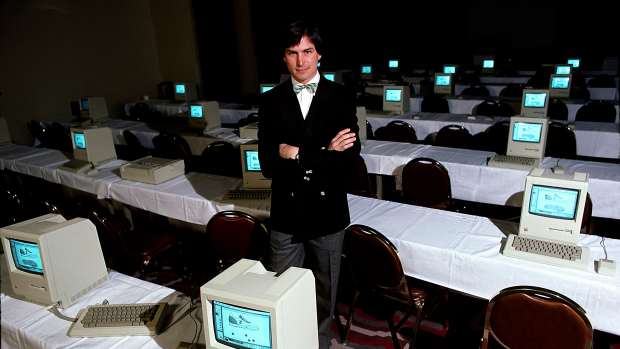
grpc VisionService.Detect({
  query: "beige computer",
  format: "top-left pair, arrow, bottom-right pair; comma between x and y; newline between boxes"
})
59,126 -> 116,175
188,101 -> 221,132
382,85 -> 410,115
488,116 -> 548,170
520,89 -> 549,118
549,74 -> 572,99
482,57 -> 495,74
443,64 -> 459,75
79,97 -> 109,123
174,82 -> 198,102
434,73 -> 454,95
240,143 -> 271,189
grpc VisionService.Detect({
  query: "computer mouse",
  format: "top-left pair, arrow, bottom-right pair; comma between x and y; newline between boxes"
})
551,166 -> 564,175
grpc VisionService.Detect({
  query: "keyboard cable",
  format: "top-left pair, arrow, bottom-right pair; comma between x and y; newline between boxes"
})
600,236 -> 608,260
47,299 -> 108,323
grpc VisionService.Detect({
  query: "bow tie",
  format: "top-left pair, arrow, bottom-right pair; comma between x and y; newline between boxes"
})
293,82 -> 318,94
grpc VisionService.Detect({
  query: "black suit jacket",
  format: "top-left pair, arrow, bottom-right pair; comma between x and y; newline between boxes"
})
258,77 -> 361,239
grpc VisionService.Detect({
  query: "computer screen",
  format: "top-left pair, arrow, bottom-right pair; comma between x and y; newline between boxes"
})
190,105 -> 203,118
240,143 -> 271,189
201,259 -> 318,349
175,84 -> 186,94
80,98 -> 89,111
323,72 -> 335,81
361,65 -> 372,74
524,92 -> 547,108
506,116 -> 548,159
77,97 -> 108,121
244,150 -> 261,172
260,84 -> 275,93
443,65 -> 457,74
567,58 -> 580,68
435,75 -> 451,86
483,59 -> 494,69
174,82 -> 198,102
518,168 -> 588,242
0,214 -> 108,308
70,126 -> 117,164
555,65 -> 572,75
385,88 -> 402,102
388,60 -> 399,69
551,76 -> 570,89
512,121 -> 542,143
73,132 -> 86,149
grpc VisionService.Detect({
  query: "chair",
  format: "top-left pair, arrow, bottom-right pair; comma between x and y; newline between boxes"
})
481,286 -> 592,349
237,112 -> 259,128
27,120 -> 50,147
205,210 -> 269,274
122,130 -> 150,160
365,120 -> 374,140
548,98 -> 568,121
152,132 -> 192,160
435,124 -> 473,149
48,122 -> 72,153
499,84 -> 524,99
341,224 -> 431,349
199,141 -> 241,177
586,74 -> 615,88
575,100 -> 617,123
483,120 -> 510,155
128,102 -> 157,122
421,94 -> 449,113
373,120 -> 418,144
401,158 -> 452,210
545,122 -> 577,159
473,100 -> 500,117
346,155 -> 373,198
460,84 -> 490,98
569,86 -> 591,101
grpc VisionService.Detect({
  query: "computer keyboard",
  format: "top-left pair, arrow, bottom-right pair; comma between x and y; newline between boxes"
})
501,234 -> 590,270
59,159 -> 97,175
223,189 -> 271,201
487,154 -> 539,171
68,302 -> 168,337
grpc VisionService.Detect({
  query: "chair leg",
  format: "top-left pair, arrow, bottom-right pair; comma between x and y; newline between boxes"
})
387,316 -> 402,349
341,290 -> 360,344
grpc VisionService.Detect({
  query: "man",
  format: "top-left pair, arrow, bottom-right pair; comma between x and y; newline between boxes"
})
257,20 -> 360,348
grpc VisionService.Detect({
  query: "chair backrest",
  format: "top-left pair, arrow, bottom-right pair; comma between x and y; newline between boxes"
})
499,84 -> 524,98
122,130 -> 150,160
48,122 -> 72,153
152,132 -> 192,160
206,210 -> 269,272
548,98 -> 568,121
482,286 -> 592,349
402,157 -> 452,209
27,120 -> 50,147
421,94 -> 450,113
569,86 -> 590,101
366,120 -> 374,140
473,100 -> 500,117
484,120 -> 510,155
435,124 -> 473,149
346,155 -> 373,198
495,101 -> 515,117
343,224 -> 406,293
575,100 -> 616,123
128,102 -> 157,122
373,120 -> 417,144
586,75 -> 615,88
545,122 -> 577,159
200,141 -> 240,177
460,84 -> 490,97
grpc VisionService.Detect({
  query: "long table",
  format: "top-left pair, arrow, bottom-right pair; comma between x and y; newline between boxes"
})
367,112 -> 620,159
1,144 -> 618,336
1,257 -> 203,349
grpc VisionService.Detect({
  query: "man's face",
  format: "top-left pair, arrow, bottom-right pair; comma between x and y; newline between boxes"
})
283,35 -> 321,84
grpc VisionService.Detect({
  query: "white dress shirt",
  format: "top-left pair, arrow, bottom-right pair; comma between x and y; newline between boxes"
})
292,72 -> 320,119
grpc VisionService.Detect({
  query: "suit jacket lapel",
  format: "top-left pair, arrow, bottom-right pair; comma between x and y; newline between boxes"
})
304,77 -> 328,128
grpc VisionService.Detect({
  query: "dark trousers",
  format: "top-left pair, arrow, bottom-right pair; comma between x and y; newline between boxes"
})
269,229 -> 345,349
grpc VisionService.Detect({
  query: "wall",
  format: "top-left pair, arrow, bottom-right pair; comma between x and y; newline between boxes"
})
0,0 -> 162,144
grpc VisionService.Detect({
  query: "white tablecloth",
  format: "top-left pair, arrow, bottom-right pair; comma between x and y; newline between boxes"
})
360,140 -> 620,219
347,194 -> 620,336
124,100 -> 257,126
367,113 -> 620,159
1,257 -> 202,349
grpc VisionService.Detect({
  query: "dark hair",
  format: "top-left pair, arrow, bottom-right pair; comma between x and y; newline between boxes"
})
282,20 -> 324,55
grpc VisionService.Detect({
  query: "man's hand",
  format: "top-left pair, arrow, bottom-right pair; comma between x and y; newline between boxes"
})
328,128 -> 356,151
279,144 -> 299,160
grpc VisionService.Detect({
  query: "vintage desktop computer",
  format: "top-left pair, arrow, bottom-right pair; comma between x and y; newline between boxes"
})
501,168 -> 592,270
387,59 -> 400,73
382,85 -> 410,115
549,74 -> 572,99
188,101 -> 221,132
482,57 -> 495,74
434,73 -> 454,95
201,259 -> 318,349
259,83 -> 276,94
360,64 -> 373,80
443,64 -> 458,75
567,58 -> 581,69
77,97 -> 109,123
59,126 -> 117,175
239,143 -> 271,190
520,89 -> 549,118
174,82 -> 198,102
555,64 -> 572,75
0,214 -> 108,308
487,116 -> 548,171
